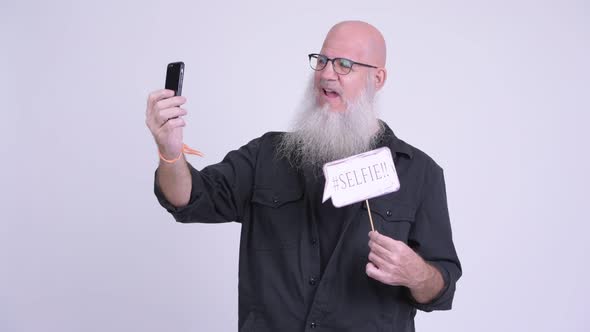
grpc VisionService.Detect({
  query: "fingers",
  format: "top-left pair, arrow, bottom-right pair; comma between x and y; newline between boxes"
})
368,251 -> 387,268
369,230 -> 400,252
155,107 -> 188,128
149,96 -> 187,129
366,262 -> 387,282
155,118 -> 186,141
368,238 -> 393,263
154,95 -> 186,111
159,117 -> 186,133
368,231 -> 412,268
147,89 -> 175,112
146,90 -> 185,121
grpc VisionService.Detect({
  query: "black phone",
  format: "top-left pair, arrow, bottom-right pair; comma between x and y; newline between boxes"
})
165,62 -> 184,96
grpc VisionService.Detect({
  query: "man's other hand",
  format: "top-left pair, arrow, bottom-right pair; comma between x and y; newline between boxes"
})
366,230 -> 444,303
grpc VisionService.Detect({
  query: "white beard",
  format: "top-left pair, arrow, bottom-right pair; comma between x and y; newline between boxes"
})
278,75 -> 383,170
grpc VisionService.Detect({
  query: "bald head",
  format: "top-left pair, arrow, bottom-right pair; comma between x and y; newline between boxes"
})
322,21 -> 387,68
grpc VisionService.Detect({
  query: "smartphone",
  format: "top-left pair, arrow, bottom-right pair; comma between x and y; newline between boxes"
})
165,62 -> 184,96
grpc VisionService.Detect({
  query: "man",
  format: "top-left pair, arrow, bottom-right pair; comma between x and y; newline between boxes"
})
146,21 -> 461,331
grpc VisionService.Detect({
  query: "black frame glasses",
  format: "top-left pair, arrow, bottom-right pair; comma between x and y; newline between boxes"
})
308,53 -> 377,75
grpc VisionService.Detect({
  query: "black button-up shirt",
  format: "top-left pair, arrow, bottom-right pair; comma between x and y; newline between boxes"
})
154,122 -> 462,331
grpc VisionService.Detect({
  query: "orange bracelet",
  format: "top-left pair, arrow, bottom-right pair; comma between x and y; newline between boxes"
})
159,144 -> 204,163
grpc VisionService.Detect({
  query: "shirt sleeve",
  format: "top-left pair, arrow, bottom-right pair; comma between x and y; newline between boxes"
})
153,136 -> 261,224
407,162 -> 462,312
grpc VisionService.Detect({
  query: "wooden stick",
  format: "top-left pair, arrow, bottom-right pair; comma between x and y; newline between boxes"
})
366,199 -> 375,232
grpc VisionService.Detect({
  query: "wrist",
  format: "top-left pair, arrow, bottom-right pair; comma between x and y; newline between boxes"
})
157,143 -> 204,164
159,149 -> 183,163
408,257 -> 433,291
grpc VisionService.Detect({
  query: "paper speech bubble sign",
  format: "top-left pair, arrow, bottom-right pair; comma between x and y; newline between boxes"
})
322,147 -> 400,208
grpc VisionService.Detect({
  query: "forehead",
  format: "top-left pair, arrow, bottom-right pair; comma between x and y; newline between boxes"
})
320,36 -> 367,62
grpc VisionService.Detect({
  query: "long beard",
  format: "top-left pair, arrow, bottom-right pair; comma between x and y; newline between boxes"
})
277,76 -> 382,170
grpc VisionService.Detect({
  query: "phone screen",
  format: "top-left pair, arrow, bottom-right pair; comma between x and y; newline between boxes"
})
165,62 -> 184,96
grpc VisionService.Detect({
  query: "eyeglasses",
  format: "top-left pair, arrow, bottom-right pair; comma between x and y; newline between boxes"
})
308,53 -> 377,75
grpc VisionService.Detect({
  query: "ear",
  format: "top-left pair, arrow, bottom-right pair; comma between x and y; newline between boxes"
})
374,68 -> 387,91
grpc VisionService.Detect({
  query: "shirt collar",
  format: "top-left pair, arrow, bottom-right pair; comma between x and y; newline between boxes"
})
375,120 -> 414,159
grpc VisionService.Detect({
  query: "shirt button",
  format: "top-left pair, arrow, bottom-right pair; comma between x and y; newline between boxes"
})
310,322 -> 317,328
309,276 -> 317,286
272,197 -> 279,204
386,210 -> 392,217
310,238 -> 317,245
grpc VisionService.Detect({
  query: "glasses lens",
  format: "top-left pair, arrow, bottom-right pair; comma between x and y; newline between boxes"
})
310,55 -> 327,71
334,58 -> 353,74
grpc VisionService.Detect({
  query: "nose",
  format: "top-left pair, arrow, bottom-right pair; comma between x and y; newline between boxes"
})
319,60 -> 338,80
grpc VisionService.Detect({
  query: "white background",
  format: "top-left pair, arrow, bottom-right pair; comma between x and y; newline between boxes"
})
1,0 -> 589,331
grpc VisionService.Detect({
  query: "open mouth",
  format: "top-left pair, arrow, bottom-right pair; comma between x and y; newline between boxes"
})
322,88 -> 340,98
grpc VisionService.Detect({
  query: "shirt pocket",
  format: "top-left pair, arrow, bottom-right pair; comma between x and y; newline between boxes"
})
362,197 -> 416,243
249,187 -> 304,250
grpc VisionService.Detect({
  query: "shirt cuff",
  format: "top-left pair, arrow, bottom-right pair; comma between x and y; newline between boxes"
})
153,163 -> 208,223
408,260 -> 456,312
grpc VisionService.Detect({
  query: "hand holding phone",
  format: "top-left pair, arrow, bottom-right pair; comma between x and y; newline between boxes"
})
145,62 -> 187,160
145,61 -> 202,164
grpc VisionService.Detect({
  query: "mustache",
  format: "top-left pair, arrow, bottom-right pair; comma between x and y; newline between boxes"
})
318,79 -> 343,95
